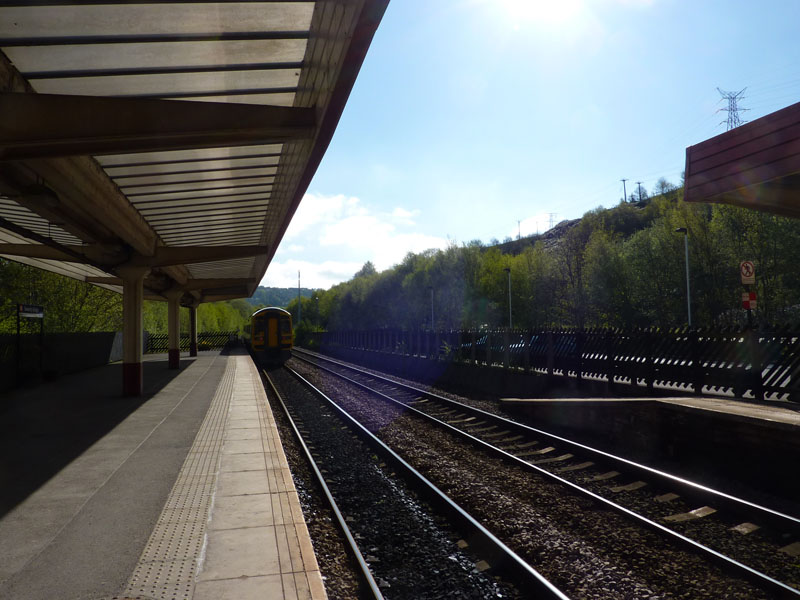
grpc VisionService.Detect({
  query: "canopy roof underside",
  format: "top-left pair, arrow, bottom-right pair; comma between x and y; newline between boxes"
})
0,1 -> 387,303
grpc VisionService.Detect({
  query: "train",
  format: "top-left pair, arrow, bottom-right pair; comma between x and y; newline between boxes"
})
244,307 -> 293,364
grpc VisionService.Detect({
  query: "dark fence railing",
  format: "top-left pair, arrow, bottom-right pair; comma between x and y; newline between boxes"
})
310,327 -> 800,403
145,331 -> 237,354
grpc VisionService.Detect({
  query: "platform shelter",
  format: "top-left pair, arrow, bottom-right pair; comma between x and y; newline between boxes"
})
0,0 -> 388,394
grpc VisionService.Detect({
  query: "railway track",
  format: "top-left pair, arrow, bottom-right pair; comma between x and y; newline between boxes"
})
292,347 -> 800,598
263,365 -> 567,599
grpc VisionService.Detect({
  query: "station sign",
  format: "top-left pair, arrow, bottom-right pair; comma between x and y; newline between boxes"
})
18,303 -> 44,318
740,261 -> 755,285
742,292 -> 757,310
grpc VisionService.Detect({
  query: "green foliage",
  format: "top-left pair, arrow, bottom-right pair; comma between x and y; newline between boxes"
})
294,190 -> 800,333
0,259 -> 254,335
143,299 -> 252,334
5,178 -> 800,338
0,259 -> 122,334
246,286 -> 313,307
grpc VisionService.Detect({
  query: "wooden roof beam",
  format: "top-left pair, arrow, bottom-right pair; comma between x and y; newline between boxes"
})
87,276 -> 256,291
0,93 -> 316,160
0,54 -> 159,256
0,243 -> 268,267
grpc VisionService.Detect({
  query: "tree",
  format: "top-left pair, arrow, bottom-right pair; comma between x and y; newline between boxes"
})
354,261 -> 377,278
653,177 -> 677,198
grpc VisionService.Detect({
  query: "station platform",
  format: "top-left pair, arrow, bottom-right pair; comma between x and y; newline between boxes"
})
500,394 -> 800,509
502,395 -> 800,427
0,347 -> 326,600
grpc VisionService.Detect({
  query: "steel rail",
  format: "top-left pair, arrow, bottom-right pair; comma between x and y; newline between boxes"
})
293,349 -> 800,599
261,369 -> 385,600
294,348 -> 800,533
280,364 -> 571,600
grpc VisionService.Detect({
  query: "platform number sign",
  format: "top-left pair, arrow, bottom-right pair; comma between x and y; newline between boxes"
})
740,261 -> 755,285
18,303 -> 44,318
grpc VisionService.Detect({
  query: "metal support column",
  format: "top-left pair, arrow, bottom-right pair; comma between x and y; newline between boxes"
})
189,304 -> 199,357
119,266 -> 149,397
166,290 -> 182,369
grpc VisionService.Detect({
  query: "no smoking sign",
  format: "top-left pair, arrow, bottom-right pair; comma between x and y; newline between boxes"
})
740,261 -> 755,285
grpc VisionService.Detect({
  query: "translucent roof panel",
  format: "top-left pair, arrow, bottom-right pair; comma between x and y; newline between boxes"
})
0,228 -> 115,286
96,145 -> 283,167
0,4 -> 314,39
5,39 -> 307,73
132,195 -> 271,210
31,68 -> 301,98
120,176 -> 276,196
138,200 -> 269,216
114,168 -> 277,188
105,156 -> 280,178
122,186 -> 273,204
189,257 -> 256,278
0,197 -> 83,246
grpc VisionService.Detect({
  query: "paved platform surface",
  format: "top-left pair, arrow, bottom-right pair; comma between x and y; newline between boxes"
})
501,395 -> 800,428
0,347 -> 325,600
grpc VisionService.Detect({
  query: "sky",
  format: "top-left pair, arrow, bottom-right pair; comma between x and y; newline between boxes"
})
262,0 -> 800,290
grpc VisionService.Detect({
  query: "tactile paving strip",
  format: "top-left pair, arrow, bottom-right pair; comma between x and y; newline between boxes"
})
121,358 -> 235,600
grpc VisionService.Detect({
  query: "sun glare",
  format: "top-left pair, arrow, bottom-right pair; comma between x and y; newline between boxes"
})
497,0 -> 583,28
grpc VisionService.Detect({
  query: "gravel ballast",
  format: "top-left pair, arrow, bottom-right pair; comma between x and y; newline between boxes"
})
290,357 -> 783,600
267,367 -> 521,600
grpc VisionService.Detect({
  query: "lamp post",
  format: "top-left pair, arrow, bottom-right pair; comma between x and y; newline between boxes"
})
675,228 -> 692,328
503,267 -> 512,329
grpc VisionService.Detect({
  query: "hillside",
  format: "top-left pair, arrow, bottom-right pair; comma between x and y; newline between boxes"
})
287,188 -> 800,332
247,286 -> 314,308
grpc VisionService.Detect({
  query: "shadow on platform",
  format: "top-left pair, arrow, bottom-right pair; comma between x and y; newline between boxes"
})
0,355 -> 198,519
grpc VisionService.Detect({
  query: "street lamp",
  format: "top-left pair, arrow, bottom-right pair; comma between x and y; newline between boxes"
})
675,227 -> 692,328
503,267 -> 512,329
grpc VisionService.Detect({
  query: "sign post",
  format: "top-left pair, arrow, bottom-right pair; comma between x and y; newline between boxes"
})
739,262 -> 756,327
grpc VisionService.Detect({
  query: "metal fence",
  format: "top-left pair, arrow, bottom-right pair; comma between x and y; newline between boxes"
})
144,331 -> 238,353
311,327 -> 800,402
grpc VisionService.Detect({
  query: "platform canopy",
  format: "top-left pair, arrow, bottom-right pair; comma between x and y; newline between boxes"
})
0,1 -> 388,304
684,101 -> 800,218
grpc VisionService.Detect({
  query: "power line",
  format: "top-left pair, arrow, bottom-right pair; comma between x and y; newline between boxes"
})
717,87 -> 748,130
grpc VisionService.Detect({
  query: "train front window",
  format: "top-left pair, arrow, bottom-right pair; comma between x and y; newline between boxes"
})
280,319 -> 291,334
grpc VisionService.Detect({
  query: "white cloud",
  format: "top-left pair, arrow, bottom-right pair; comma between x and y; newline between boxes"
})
262,259 -> 364,289
265,192 -> 449,289
321,214 -> 447,271
282,192 -> 365,241
391,207 -> 419,225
